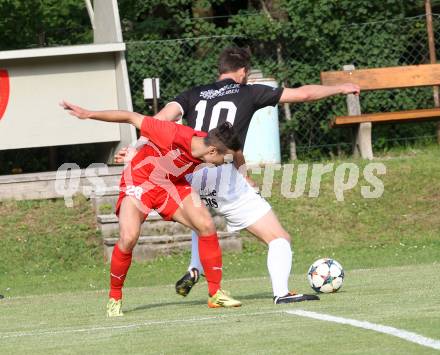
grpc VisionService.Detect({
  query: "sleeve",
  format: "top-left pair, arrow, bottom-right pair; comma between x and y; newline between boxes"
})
250,84 -> 284,110
140,116 -> 177,149
170,89 -> 192,117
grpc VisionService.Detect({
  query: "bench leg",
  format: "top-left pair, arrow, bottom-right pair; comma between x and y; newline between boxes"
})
342,65 -> 374,160
353,122 -> 373,160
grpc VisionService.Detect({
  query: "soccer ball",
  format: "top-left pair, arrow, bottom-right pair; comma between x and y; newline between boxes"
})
307,258 -> 344,293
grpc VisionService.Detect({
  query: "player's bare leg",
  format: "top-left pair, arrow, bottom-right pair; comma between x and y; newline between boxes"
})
246,210 -> 319,303
172,192 -> 241,307
177,209 -> 289,296
245,209 -> 290,244
171,192 -> 216,235
178,207 -> 318,303
107,197 -> 147,317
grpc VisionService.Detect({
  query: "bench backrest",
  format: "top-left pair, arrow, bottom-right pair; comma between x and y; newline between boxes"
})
320,64 -> 440,91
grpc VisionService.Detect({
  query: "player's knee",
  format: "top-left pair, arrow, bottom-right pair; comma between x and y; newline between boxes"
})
118,228 -> 138,251
118,238 -> 137,252
195,218 -> 216,236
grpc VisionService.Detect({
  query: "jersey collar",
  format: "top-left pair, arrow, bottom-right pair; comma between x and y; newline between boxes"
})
215,78 -> 238,85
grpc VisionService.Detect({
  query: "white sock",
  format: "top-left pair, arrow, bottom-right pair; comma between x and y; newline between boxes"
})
188,230 -> 204,274
267,238 -> 292,297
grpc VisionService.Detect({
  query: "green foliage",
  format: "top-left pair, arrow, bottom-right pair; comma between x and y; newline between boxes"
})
0,0 -> 436,164
0,0 -> 91,50
121,0 -> 437,157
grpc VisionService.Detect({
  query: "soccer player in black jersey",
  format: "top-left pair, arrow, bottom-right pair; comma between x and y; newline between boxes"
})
117,47 -> 359,304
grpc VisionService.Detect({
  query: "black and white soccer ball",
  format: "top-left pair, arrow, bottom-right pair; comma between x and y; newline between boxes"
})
307,258 -> 344,293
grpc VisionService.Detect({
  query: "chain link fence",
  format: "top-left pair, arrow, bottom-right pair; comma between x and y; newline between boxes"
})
126,15 -> 440,160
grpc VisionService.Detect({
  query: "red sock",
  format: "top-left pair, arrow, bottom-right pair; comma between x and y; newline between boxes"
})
109,244 -> 132,300
198,233 -> 222,296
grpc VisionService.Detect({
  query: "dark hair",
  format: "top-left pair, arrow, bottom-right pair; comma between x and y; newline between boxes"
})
205,122 -> 242,153
218,47 -> 251,74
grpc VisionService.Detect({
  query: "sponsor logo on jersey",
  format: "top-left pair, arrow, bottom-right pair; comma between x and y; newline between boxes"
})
201,197 -> 218,208
200,83 -> 240,100
200,187 -> 217,197
0,69 -> 10,121
200,187 -> 218,208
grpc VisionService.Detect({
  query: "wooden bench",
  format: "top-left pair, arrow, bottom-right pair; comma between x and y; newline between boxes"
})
320,64 -> 440,159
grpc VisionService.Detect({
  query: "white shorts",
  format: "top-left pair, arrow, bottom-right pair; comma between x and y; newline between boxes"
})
219,187 -> 271,232
187,164 -> 272,232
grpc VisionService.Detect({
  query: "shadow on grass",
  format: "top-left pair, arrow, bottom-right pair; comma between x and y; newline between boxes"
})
236,292 -> 273,301
124,300 -> 205,313
124,292 -> 274,314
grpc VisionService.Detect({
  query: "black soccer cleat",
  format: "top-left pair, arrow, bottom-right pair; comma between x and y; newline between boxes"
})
273,291 -> 320,304
175,268 -> 200,297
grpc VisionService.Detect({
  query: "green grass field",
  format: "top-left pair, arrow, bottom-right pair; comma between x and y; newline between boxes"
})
1,264 -> 439,354
0,145 -> 440,354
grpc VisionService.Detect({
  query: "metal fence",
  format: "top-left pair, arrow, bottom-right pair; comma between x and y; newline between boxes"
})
126,15 -> 440,159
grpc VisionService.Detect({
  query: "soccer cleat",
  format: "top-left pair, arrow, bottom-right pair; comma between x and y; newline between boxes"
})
208,289 -> 242,308
107,298 -> 123,317
175,268 -> 200,297
273,291 -> 320,304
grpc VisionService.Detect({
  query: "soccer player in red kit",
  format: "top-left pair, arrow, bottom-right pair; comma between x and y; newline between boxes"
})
60,101 -> 243,316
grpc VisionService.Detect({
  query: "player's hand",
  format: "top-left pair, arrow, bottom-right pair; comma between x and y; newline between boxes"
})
114,146 -> 137,164
59,100 -> 91,119
246,175 -> 258,189
339,83 -> 360,96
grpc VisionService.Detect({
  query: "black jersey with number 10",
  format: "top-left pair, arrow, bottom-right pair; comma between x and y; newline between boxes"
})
171,78 -> 284,147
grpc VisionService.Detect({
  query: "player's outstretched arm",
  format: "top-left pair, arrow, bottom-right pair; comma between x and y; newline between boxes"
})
154,102 -> 182,122
111,101 -> 181,161
60,101 -> 144,129
279,83 -> 360,103
113,101 -> 181,163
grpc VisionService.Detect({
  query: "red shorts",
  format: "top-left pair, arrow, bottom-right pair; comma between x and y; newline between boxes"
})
115,178 -> 193,221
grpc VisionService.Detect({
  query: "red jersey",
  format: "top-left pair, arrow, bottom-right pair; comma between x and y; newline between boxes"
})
116,116 -> 207,220
126,116 -> 207,185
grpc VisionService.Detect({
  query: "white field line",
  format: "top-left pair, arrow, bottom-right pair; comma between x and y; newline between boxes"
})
2,307 -> 439,351
286,310 -> 440,351
0,310 -> 282,340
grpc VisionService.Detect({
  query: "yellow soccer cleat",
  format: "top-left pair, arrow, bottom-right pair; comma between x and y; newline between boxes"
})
107,298 -> 123,317
208,289 -> 242,308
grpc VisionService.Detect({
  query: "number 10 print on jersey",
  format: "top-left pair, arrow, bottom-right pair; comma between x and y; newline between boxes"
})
173,78 -> 283,146
0,70 -> 10,121
194,100 -> 237,131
